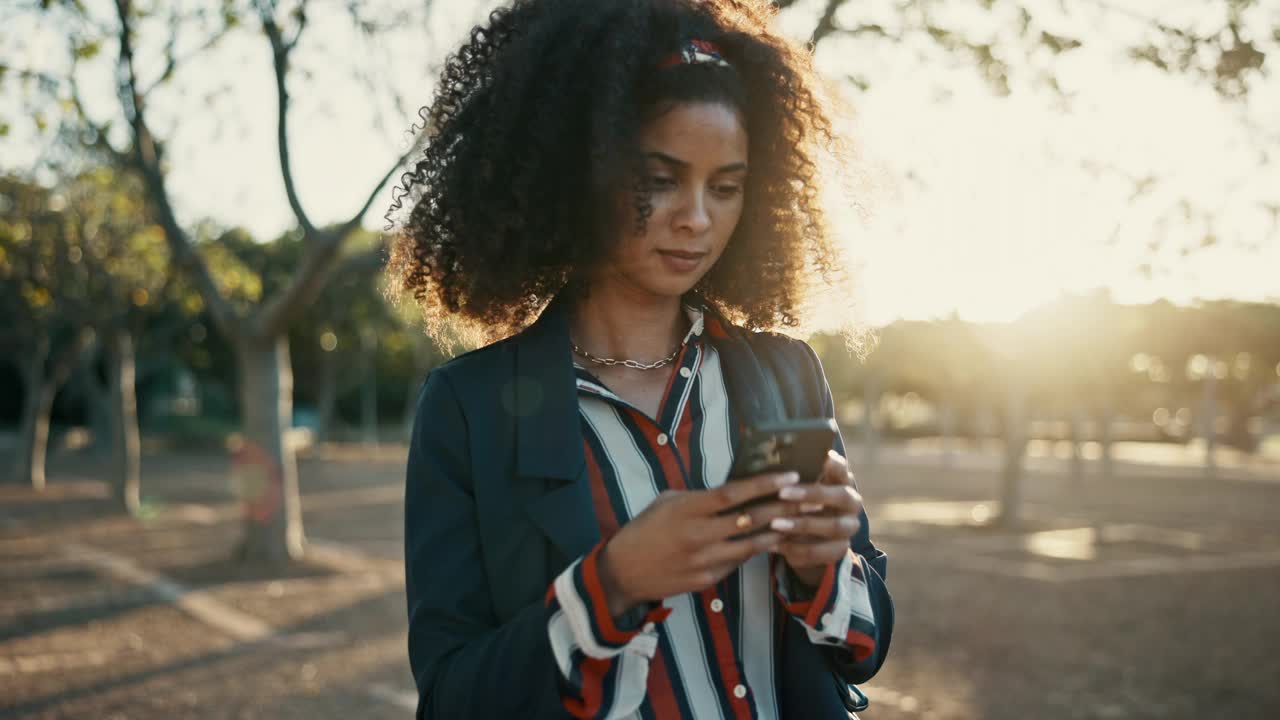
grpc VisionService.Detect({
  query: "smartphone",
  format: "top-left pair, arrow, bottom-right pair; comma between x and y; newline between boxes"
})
726,417 -> 838,504
722,418 -> 838,533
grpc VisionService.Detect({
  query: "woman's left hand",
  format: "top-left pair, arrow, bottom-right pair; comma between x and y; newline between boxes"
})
770,449 -> 863,588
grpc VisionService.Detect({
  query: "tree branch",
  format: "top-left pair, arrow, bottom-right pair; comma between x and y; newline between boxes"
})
253,229 -> 348,337
810,0 -> 843,46
113,0 -> 240,339
258,0 -> 318,238
337,145 -> 417,238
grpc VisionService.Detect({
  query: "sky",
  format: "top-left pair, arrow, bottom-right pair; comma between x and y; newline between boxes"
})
3,0 -> 1277,327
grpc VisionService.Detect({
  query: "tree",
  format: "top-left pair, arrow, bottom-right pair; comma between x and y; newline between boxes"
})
0,168 -> 166,512
6,0 -> 459,563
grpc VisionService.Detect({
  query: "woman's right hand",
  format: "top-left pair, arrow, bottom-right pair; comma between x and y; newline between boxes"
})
597,472 -> 801,617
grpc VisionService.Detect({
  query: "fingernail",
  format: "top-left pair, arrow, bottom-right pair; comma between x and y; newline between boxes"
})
777,472 -> 800,486
779,486 -> 805,500
799,503 -> 824,514
839,516 -> 857,531
771,517 -> 795,531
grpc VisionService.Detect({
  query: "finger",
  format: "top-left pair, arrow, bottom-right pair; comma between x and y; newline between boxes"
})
694,530 -> 783,568
818,450 -> 854,486
697,501 -> 799,542
700,471 -> 799,514
768,513 -> 860,540
778,483 -> 862,512
778,538 -> 850,568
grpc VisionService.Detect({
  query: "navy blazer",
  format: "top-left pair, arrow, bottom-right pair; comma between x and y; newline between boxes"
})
405,293 -> 894,719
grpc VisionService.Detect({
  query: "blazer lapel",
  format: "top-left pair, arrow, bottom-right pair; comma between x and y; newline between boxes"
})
511,292 -> 601,568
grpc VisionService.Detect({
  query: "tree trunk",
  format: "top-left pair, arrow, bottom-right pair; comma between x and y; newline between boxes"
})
1068,403 -> 1086,483
1201,373 -> 1217,480
403,334 -> 434,441
77,352 -> 113,460
939,399 -> 957,470
861,371 -> 882,470
233,334 -> 305,564
107,330 -> 142,515
996,386 -> 1029,528
1098,400 -> 1115,482
12,339 -> 51,489
360,331 -> 378,448
316,347 -> 337,444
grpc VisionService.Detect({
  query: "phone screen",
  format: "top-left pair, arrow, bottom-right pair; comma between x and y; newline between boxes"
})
727,418 -> 837,484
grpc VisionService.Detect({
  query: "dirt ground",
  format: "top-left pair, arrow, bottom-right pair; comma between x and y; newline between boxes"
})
2,443 -> 1278,719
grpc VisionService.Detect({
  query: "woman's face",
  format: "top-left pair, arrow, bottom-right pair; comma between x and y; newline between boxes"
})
596,100 -> 748,300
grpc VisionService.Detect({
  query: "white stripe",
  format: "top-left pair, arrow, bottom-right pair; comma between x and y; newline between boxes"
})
843,554 -> 876,625
554,562 -> 626,659
551,561 -> 661,719
63,544 -> 272,642
699,347 -> 734,490
667,344 -> 702,438
740,553 -> 779,719
606,651 -> 652,720
549,609 -> 576,677
592,405 -> 727,720
702,350 -> 778,718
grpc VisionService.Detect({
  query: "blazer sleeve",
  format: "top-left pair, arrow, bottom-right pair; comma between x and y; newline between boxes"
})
404,369 -> 568,719
800,340 -> 896,685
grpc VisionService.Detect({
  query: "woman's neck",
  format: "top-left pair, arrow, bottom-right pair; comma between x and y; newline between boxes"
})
569,283 -> 689,364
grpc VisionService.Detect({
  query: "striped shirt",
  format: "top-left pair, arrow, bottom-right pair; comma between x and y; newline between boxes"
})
544,305 -> 878,719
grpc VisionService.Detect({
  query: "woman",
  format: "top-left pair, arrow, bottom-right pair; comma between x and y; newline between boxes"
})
387,1 -> 893,717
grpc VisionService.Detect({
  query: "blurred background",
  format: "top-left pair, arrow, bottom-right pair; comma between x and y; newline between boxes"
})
2,0 -> 1278,718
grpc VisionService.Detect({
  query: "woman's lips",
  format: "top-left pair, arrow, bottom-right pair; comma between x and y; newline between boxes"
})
657,249 -> 708,273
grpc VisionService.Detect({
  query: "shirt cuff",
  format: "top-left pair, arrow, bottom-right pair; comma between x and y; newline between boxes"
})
545,542 -> 671,719
773,550 -> 877,662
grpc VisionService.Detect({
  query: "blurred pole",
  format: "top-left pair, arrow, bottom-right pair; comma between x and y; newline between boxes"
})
76,342 -> 111,459
360,328 -> 378,448
1098,399 -> 1115,482
996,382 -> 1028,528
939,399 -> 956,470
1202,370 -> 1217,480
317,332 -> 338,443
861,371 -> 882,470
403,333 -> 432,442
1069,403 -> 1085,483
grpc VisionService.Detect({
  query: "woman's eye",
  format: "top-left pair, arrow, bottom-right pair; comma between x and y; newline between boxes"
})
647,176 -> 676,190
713,184 -> 743,197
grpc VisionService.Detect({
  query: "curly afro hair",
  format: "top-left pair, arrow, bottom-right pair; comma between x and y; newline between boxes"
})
385,0 -> 858,347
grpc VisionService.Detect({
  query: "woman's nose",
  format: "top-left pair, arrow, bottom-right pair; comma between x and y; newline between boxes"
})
675,190 -> 712,234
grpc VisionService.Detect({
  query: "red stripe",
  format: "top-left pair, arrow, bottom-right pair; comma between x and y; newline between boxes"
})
582,545 -> 637,646
624,407 -> 688,491
700,587 -> 754,719
584,440 -> 620,537
844,629 -> 876,662
658,346 -> 687,411
704,313 -> 731,339
562,656 -> 610,718
803,561 -> 838,628
676,407 -> 694,477
645,649 -> 684,718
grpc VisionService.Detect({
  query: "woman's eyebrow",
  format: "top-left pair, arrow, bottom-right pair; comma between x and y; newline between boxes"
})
646,151 -> 748,174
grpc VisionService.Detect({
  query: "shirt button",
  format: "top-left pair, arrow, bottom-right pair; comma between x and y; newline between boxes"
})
679,366 -> 692,378
656,433 -> 669,446
733,684 -> 748,699
710,598 -> 724,613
